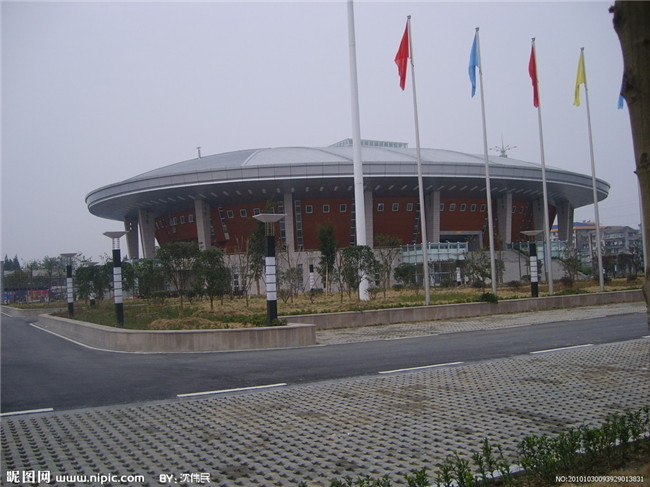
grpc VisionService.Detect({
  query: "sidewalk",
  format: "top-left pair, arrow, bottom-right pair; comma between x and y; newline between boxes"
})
2,304 -> 649,487
316,301 -> 647,344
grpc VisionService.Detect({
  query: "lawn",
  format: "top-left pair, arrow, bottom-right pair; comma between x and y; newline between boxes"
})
35,277 -> 641,330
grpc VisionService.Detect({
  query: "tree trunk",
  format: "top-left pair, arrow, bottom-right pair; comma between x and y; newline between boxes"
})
611,1 -> 650,332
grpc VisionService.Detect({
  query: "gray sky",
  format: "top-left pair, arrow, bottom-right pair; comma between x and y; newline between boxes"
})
1,1 -> 638,264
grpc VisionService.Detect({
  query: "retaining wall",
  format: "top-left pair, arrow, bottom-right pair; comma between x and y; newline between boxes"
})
285,289 -> 645,330
35,315 -> 316,353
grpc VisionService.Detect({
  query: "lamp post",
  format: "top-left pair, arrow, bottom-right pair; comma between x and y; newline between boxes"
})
60,253 -> 77,317
252,213 -> 286,325
104,231 -> 127,326
521,230 -> 543,297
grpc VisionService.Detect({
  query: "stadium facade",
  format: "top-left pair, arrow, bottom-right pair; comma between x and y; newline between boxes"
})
86,139 -> 609,262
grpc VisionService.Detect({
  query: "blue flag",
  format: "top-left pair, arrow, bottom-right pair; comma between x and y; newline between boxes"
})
468,32 -> 480,97
618,79 -> 625,109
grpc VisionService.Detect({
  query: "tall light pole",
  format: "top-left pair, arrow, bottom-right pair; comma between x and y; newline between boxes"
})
104,231 -> 127,326
253,213 -> 286,325
60,253 -> 77,318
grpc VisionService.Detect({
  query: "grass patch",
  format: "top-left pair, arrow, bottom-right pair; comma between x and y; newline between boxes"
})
28,277 -> 640,330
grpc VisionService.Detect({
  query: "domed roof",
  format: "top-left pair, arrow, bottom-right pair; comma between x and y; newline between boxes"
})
86,141 -> 609,222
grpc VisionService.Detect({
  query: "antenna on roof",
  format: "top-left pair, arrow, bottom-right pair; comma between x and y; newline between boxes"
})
197,146 -> 202,159
490,134 -> 516,158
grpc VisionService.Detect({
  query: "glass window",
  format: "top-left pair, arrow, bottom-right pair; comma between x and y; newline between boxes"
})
188,214 -> 194,223
340,204 -> 347,212
253,208 -> 261,215
226,210 -> 234,219
240,209 -> 247,217
470,204 -> 477,212
460,203 -> 467,212
323,204 -> 330,213
439,203 -> 445,211
480,204 -> 486,212
449,204 -> 456,212
392,203 -> 399,211
305,205 -> 313,214
180,216 -> 185,224
406,203 -> 414,212
377,203 -> 384,212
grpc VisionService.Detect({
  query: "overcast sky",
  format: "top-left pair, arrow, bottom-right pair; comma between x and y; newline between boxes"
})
1,0 -> 638,264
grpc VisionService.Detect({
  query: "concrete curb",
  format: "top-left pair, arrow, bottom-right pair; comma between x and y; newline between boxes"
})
1,306 -> 64,317
35,314 -> 317,353
286,289 -> 644,329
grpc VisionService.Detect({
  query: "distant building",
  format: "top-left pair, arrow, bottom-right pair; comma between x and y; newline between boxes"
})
552,222 -> 642,267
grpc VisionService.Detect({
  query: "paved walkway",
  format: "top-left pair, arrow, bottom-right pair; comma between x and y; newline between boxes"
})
2,304 -> 649,487
316,301 -> 647,344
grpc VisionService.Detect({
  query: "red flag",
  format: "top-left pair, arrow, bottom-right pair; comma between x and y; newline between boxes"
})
395,22 -> 409,90
528,44 -> 539,107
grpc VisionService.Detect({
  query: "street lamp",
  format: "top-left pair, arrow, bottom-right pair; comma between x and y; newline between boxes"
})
104,231 -> 127,326
252,213 -> 286,325
60,253 -> 77,318
521,230 -> 544,297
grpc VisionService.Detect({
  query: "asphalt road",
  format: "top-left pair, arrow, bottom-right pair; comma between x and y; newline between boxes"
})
1,311 -> 646,413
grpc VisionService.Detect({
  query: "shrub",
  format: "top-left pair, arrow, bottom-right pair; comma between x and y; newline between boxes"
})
560,275 -> 574,288
479,292 -> 498,303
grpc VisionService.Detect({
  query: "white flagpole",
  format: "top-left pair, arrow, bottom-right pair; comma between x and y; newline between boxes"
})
532,38 -> 554,295
346,0 -> 369,301
579,48 -> 605,292
407,15 -> 431,305
475,28 -> 498,296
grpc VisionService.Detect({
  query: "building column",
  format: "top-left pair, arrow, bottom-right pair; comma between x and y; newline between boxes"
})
532,197 -> 545,233
283,192 -> 295,253
364,190 -> 374,247
124,217 -> 139,259
425,190 -> 440,243
138,209 -> 156,258
497,192 -> 513,246
194,198 -> 212,251
556,199 -> 575,247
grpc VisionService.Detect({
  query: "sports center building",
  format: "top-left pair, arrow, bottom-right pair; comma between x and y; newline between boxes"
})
86,139 -> 609,263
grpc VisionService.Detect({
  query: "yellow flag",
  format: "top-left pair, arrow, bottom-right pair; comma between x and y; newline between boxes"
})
573,50 -> 586,106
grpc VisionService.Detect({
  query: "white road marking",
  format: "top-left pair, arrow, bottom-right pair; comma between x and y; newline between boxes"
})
379,361 -> 464,374
1,408 -> 54,417
530,344 -> 593,354
177,383 -> 287,398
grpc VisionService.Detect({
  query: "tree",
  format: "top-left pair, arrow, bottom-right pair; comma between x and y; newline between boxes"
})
374,234 -> 403,299
196,248 -> 231,309
133,259 -> 165,300
610,2 -> 650,330
276,245 -> 304,303
277,266 -> 303,304
156,242 -> 201,309
465,249 -> 492,292
247,221 -> 266,295
41,256 -> 65,296
560,249 -> 583,284
339,245 -> 380,300
394,263 -> 420,293
317,223 -> 338,294
3,255 -> 20,271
